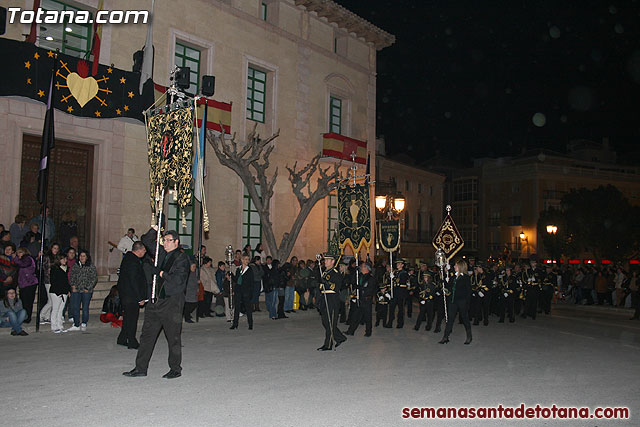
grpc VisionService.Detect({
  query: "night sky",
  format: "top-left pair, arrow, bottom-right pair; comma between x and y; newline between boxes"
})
338,0 -> 640,165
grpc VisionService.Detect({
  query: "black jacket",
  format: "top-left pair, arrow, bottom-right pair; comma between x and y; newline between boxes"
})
451,274 -> 472,302
358,272 -> 376,300
234,266 -> 254,298
117,251 -> 147,304
158,249 -> 189,298
49,265 -> 70,296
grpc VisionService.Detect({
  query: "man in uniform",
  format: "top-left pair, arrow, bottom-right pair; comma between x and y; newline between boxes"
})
521,257 -> 542,320
414,270 -> 437,331
540,264 -> 556,315
345,262 -> 375,337
497,265 -> 517,323
317,253 -> 347,351
375,264 -> 391,327
385,259 -> 409,328
124,229 -> 189,379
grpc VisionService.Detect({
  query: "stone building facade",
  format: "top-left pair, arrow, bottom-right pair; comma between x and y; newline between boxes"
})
0,0 -> 393,273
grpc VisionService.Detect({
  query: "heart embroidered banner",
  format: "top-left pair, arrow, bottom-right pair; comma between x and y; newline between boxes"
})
0,37 -> 154,122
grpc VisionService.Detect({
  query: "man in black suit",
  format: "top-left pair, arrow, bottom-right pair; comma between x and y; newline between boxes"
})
345,262 -> 375,337
230,254 -> 254,330
123,230 -> 189,379
116,241 -> 147,349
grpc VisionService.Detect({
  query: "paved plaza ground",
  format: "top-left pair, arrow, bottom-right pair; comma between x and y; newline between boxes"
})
2,303 -> 639,426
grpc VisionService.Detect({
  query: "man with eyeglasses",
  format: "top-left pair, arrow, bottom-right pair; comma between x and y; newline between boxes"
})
123,229 -> 189,380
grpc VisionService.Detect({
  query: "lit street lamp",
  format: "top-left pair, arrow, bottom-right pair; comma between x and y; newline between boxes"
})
519,231 -> 528,259
375,194 -> 406,220
546,224 -> 559,261
546,224 -> 558,235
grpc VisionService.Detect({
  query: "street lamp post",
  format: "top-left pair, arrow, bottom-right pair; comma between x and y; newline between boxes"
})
519,231 -> 528,260
375,193 -> 406,293
546,224 -> 558,262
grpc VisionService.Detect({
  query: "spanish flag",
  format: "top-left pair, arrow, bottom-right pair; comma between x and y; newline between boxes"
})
322,133 -> 367,164
153,83 -> 232,134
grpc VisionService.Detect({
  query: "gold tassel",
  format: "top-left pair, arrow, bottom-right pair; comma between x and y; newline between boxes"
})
181,209 -> 187,229
201,186 -> 210,233
174,184 -> 178,202
151,212 -> 155,227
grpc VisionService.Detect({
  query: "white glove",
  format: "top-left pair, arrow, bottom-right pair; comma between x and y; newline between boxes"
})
420,300 -> 425,305
504,293 -> 508,298
378,296 -> 384,301
478,291 -> 484,298
385,293 -> 391,299
436,292 -> 441,296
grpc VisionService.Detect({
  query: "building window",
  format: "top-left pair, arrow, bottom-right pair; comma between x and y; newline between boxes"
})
417,213 -> 423,242
405,180 -> 410,192
243,185 -> 262,248
511,182 -> 520,193
329,96 -> 342,134
404,211 -> 410,236
454,179 -> 478,201
168,197 -> 194,254
488,211 -> 500,227
328,193 -> 338,246
39,0 -> 93,58
430,185 -> 434,196
174,42 -> 201,95
418,183 -> 422,194
247,67 -> 267,123
261,1 -> 268,20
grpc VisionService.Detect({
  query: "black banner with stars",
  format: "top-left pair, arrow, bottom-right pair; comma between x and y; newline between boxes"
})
0,37 -> 154,122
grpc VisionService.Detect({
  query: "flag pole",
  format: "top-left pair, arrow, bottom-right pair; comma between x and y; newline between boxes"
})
36,53 -> 57,333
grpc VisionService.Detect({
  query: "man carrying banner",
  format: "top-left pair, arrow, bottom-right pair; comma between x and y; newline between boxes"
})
384,258 -> 409,328
317,253 -> 347,351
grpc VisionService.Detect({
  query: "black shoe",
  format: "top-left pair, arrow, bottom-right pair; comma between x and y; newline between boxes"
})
344,330 -> 354,336
509,318 -> 515,323
18,330 -> 28,336
433,327 -> 441,333
464,337 -> 472,345
396,325 -> 403,329
285,310 -> 292,313
117,341 -> 128,347
335,339 -> 346,348
185,319 -> 194,323
483,321 -> 489,326
383,325 -> 392,328
438,337 -> 449,344
364,332 -> 371,337
11,330 -> 17,336
248,326 -> 253,330
128,343 -> 140,350
123,369 -> 147,377
413,325 -> 420,331
230,325 -> 237,330
375,321 -> 380,327
498,319 -> 504,323
425,325 -> 432,331
162,370 -> 181,379
473,321 -> 479,326
317,346 -> 332,351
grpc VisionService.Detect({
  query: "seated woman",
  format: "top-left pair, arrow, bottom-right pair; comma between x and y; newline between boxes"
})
100,285 -> 123,328
0,288 -> 28,335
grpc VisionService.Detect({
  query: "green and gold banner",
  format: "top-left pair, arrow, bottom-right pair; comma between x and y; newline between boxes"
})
379,220 -> 400,252
147,105 -> 194,210
432,209 -> 464,261
337,184 -> 372,254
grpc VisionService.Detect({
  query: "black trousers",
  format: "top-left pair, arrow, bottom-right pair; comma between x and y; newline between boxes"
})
433,296 -> 446,331
523,289 -> 539,319
184,302 -> 197,321
118,302 -> 140,346
277,294 -> 286,318
386,288 -> 408,327
414,300 -> 435,330
498,295 -> 514,322
232,292 -> 253,328
20,284 -> 37,322
135,294 -> 184,373
199,291 -> 213,316
540,286 -> 554,314
472,295 -> 490,325
347,299 -> 372,335
514,296 -> 524,315
631,291 -> 640,319
318,293 -> 346,347
406,292 -> 414,318
443,299 -> 472,340
375,302 -> 388,326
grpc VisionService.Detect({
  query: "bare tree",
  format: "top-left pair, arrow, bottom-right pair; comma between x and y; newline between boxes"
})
206,123 -> 341,261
